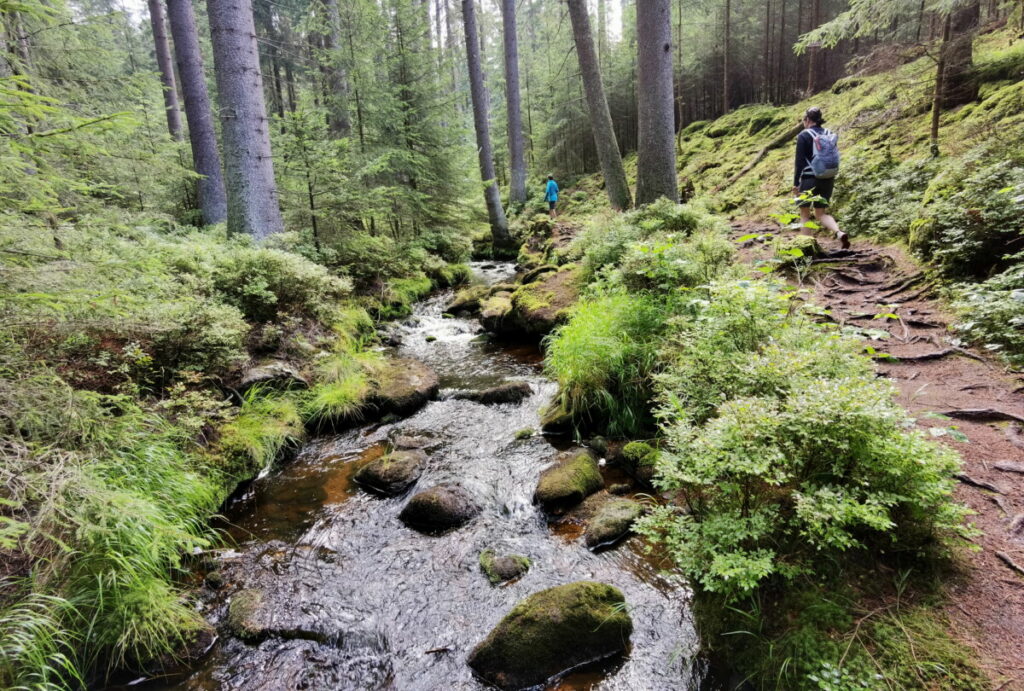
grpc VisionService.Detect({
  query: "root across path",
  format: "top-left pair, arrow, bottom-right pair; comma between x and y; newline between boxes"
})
737,225 -> 1024,686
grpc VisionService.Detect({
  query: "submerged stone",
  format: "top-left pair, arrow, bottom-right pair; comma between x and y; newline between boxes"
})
399,484 -> 481,534
533,449 -> 603,512
452,381 -> 533,405
354,449 -> 427,496
479,549 -> 531,585
467,581 -> 633,689
584,498 -> 645,549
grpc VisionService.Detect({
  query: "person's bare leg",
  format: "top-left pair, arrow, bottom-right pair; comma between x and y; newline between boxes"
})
814,207 -> 850,249
799,205 -> 812,226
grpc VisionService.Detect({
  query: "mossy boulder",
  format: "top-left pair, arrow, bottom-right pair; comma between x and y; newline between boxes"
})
539,399 -> 574,434
354,449 -> 427,496
467,581 -> 633,689
452,381 -> 533,405
367,358 -> 439,417
584,499 -> 645,549
509,265 -> 581,336
239,361 -> 308,395
479,549 -> 531,585
620,441 -> 659,488
399,484 -> 481,534
479,294 -> 516,334
776,234 -> 823,266
534,449 -> 603,512
521,264 -> 558,284
226,588 -> 265,642
446,285 -> 488,316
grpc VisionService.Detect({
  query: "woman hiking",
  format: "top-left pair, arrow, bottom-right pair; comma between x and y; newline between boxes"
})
545,175 -> 559,218
793,106 -> 850,249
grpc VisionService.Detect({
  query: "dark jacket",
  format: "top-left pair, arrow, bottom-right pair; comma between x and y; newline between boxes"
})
794,125 -> 825,186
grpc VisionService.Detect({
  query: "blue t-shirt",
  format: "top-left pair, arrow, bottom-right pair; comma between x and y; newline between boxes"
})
545,179 -> 559,202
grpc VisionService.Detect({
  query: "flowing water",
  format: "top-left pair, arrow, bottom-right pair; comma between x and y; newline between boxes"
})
153,262 -> 703,691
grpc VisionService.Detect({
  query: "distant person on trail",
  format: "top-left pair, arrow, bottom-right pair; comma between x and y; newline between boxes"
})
793,106 -> 850,249
545,175 -> 559,218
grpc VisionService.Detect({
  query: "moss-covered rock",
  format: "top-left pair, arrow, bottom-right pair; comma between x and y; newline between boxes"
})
239,360 -> 308,395
451,381 -> 533,405
584,498 -> 645,549
446,285 -> 488,316
467,581 -> 633,689
776,234 -> 823,265
399,484 -> 481,534
509,265 -> 581,336
479,293 -> 516,334
534,449 -> 603,512
479,549 -> 531,585
367,357 -> 439,417
539,399 -> 574,434
354,449 -> 427,496
620,441 -> 659,488
226,588 -> 265,642
521,264 -> 558,284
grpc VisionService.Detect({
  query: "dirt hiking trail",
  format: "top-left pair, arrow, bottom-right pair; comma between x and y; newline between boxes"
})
734,223 -> 1024,688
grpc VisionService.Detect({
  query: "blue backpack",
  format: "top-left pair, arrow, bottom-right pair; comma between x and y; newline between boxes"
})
808,128 -> 840,179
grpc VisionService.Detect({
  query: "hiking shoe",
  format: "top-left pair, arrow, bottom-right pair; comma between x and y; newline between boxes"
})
838,231 -> 851,250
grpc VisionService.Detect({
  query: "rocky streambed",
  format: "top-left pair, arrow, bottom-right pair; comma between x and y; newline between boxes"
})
141,262 -> 704,690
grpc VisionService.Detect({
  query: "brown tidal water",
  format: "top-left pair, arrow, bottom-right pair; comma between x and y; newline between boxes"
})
132,263 -> 709,691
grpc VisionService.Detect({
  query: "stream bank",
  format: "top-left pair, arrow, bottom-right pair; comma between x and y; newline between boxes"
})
139,262 -> 706,690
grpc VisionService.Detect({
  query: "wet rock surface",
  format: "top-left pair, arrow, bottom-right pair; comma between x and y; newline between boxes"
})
479,549 -> 531,585
451,381 -> 533,405
399,484 -> 481,534
353,449 -> 427,496
534,448 -> 603,512
367,357 -> 439,416
467,581 -> 633,689
585,498 -> 646,549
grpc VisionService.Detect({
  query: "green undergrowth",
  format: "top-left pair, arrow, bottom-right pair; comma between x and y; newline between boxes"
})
0,208 -> 467,687
543,200 -> 979,687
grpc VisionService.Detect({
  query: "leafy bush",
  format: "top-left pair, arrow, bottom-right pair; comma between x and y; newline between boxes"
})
638,281 -> 969,602
954,258 -> 1024,368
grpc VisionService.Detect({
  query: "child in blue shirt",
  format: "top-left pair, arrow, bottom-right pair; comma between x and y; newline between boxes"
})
545,176 -> 559,218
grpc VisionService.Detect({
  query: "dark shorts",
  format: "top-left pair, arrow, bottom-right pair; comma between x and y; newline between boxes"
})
797,176 -> 834,208
548,200 -> 556,209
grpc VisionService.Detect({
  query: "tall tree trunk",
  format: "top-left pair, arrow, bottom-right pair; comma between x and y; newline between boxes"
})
461,0 -> 513,250
566,0 -> 632,210
146,0 -> 183,140
806,0 -> 821,94
636,0 -> 678,205
598,0 -> 607,69
930,13 -> 951,156
166,0 -> 227,225
722,0 -> 731,114
941,2 -> 980,108
207,0 -> 284,239
323,0 -> 351,137
501,0 -> 527,205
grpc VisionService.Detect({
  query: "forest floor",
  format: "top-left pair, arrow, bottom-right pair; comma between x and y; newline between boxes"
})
733,221 -> 1024,688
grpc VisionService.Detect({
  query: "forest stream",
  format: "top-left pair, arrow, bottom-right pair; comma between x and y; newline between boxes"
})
146,262 -> 703,690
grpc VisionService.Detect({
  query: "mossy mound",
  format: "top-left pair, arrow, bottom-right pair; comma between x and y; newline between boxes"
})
367,357 -> 439,417
775,234 -> 823,267
533,449 -> 603,512
479,549 -> 531,585
479,293 -> 516,334
226,589 -> 265,642
353,449 -> 427,496
446,285 -> 488,316
584,499 -> 645,549
620,441 -> 659,488
539,399 -> 574,434
509,265 -> 581,337
467,581 -> 633,689
399,484 -> 481,534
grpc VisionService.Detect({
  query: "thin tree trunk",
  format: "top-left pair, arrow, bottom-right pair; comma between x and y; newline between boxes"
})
566,0 -> 631,210
146,0 -> 183,140
636,0 -> 678,205
461,0 -> 513,250
941,1 -> 980,107
806,0 -> 820,94
207,0 -> 284,239
930,14 -> 951,156
722,0 -> 731,114
323,0 -> 351,137
166,0 -> 227,225
501,0 -> 527,205
598,0 -> 607,69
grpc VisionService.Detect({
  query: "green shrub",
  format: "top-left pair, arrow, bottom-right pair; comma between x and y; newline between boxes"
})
954,259 -> 1024,368
614,230 -> 735,294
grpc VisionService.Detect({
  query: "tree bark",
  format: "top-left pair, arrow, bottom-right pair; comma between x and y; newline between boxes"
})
806,0 -> 820,93
207,0 -> 285,239
722,0 -> 731,114
146,0 -> 183,141
636,0 -> 678,205
501,0 -> 527,205
941,1 -> 980,108
323,0 -> 352,137
166,0 -> 227,225
461,0 -> 513,250
931,13 -> 951,156
566,0 -> 632,210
